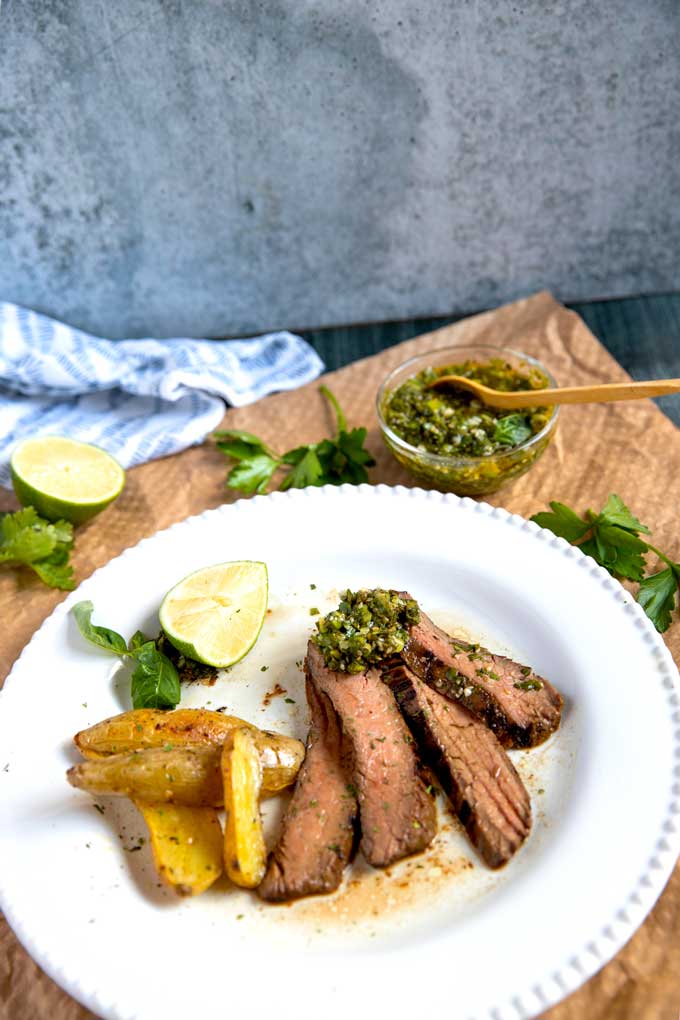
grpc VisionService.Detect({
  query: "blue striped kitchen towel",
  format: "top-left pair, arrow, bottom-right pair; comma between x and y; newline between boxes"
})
0,302 -> 325,488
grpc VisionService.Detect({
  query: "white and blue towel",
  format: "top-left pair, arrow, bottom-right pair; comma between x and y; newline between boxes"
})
0,302 -> 325,489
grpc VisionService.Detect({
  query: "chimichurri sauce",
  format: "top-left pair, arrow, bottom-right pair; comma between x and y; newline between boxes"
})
312,589 -> 420,674
385,359 -> 552,458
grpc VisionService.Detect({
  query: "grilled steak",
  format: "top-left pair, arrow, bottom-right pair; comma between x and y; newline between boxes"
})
402,609 -> 562,748
258,679 -> 358,902
383,659 -> 531,868
306,641 -> 437,868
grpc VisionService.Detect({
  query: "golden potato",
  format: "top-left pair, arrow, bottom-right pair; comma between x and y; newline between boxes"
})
135,802 -> 223,896
74,709 -> 304,793
221,728 -> 267,889
68,746 -> 222,805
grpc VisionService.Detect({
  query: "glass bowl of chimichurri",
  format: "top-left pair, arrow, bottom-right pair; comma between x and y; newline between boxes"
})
376,345 -> 558,495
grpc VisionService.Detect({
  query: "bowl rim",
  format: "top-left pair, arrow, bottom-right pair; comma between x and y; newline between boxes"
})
375,343 -> 559,467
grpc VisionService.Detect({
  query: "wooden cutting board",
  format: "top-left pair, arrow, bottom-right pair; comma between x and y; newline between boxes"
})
1,291 -> 678,1020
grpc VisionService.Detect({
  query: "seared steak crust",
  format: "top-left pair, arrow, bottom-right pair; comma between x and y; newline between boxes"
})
306,642 -> 437,868
383,659 -> 531,868
402,611 -> 562,748
258,679 -> 357,902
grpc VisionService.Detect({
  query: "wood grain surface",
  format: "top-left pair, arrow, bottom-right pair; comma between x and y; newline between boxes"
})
1,292 -> 678,1020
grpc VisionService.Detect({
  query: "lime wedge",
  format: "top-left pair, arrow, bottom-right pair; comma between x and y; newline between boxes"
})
10,436 -> 125,524
159,561 -> 268,668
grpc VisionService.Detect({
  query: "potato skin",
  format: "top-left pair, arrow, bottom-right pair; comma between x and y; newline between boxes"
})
73,709 -> 304,794
221,729 -> 267,888
135,802 -> 224,896
68,747 -> 223,805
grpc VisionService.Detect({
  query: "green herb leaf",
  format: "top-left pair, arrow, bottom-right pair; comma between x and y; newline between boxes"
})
214,430 -> 277,461
638,567 -> 680,633
130,643 -> 181,710
226,453 -> 280,494
532,494 -> 680,632
597,494 -> 651,535
593,523 -> 648,581
215,388 -> 373,495
72,601 -> 129,655
493,414 -> 532,447
530,502 -> 592,543
280,445 -> 325,489
128,629 -> 152,653
0,508 -> 76,590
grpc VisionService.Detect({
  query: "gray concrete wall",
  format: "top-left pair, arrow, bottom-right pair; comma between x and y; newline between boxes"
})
1,1 -> 679,338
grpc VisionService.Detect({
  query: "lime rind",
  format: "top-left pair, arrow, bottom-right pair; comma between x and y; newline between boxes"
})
10,436 -> 125,524
159,561 -> 268,668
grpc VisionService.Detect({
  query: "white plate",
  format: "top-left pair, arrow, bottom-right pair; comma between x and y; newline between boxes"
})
1,485 -> 679,1020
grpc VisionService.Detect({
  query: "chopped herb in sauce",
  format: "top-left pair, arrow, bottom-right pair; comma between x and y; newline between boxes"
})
514,679 -> 543,691
312,589 -> 420,674
385,358 -> 551,458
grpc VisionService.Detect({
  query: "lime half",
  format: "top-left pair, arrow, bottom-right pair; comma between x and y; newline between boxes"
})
159,561 -> 268,668
10,436 -> 125,524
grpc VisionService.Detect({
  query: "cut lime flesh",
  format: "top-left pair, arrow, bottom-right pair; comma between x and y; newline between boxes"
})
10,436 -> 125,524
159,561 -> 268,668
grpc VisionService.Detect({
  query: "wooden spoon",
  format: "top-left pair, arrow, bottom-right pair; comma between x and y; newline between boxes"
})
426,375 -> 680,410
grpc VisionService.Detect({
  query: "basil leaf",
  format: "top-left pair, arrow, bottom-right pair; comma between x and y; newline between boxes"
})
128,629 -> 152,653
130,643 -> 181,709
72,601 -> 129,655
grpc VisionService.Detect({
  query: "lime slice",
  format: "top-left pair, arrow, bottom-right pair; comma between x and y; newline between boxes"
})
159,561 -> 268,668
10,436 -> 125,524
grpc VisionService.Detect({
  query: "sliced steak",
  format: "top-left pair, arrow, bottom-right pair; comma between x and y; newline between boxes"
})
383,659 -> 531,868
307,641 -> 437,868
402,609 -> 562,748
258,679 -> 357,902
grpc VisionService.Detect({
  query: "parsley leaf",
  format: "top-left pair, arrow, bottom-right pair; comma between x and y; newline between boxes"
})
597,494 -> 651,535
216,387 -> 374,495
493,414 -> 533,448
530,502 -> 591,543
0,507 -> 76,590
638,567 -> 680,634
531,494 -> 680,632
280,446 -> 324,489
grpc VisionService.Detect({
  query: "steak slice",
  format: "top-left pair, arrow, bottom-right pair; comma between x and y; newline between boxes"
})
402,609 -> 562,748
306,641 -> 437,868
258,678 -> 358,902
383,659 -> 531,868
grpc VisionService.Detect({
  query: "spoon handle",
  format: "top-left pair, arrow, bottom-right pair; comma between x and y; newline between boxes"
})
502,379 -> 680,409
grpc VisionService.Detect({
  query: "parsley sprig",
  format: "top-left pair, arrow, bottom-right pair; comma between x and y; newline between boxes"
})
215,386 -> 375,495
531,494 -> 680,633
0,507 -> 75,590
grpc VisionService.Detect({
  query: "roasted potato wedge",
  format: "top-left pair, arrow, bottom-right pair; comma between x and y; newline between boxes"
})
67,737 -> 302,804
135,801 -> 223,896
74,709 -> 304,792
68,747 -> 223,805
221,728 -> 267,888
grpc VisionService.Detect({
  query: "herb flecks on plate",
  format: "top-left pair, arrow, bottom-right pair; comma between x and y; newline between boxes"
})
214,385 -> 375,495
0,507 -> 75,590
312,589 -> 420,673
72,601 -> 181,709
531,494 -> 680,633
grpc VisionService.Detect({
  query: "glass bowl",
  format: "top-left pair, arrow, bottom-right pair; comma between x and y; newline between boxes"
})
376,344 -> 559,496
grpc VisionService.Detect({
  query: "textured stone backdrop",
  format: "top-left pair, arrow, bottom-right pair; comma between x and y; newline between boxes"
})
1,1 -> 679,337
